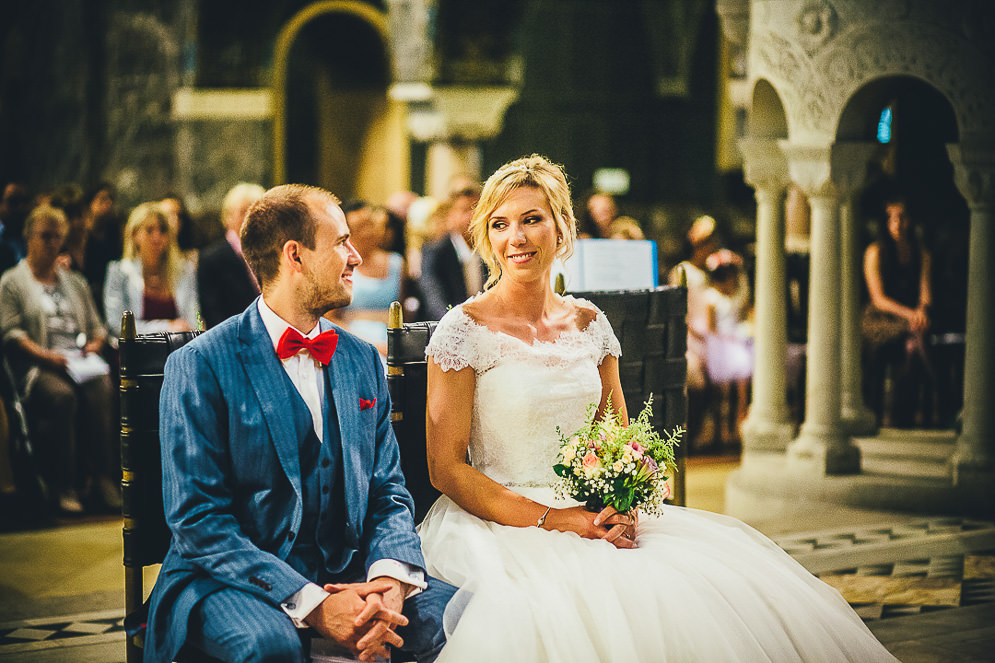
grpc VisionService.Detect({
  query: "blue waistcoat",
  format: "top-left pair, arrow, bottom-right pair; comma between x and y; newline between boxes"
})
284,367 -> 351,582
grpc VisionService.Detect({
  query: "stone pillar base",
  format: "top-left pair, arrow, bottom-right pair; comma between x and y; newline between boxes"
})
950,449 -> 995,487
841,405 -> 878,436
741,415 -> 795,452
787,429 -> 862,475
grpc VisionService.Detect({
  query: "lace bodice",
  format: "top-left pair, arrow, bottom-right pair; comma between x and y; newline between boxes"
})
425,296 -> 621,488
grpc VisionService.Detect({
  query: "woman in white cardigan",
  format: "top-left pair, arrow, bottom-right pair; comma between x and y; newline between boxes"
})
104,202 -> 199,337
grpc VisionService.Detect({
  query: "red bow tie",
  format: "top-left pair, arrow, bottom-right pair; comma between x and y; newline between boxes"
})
276,327 -> 338,365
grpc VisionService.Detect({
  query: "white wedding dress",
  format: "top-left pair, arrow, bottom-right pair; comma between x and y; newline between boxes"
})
419,297 -> 897,662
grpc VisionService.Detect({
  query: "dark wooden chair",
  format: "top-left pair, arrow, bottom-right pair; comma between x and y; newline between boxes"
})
566,286 -> 689,504
385,309 -> 440,525
118,310 -> 203,663
385,285 -> 689,508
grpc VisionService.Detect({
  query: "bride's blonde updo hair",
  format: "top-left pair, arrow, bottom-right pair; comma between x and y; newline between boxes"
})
469,154 -> 577,288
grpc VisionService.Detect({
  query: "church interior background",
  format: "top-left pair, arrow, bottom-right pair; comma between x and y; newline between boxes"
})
0,2 -> 994,659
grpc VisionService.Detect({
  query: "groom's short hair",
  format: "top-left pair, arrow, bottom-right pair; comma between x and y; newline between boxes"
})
241,184 -> 340,290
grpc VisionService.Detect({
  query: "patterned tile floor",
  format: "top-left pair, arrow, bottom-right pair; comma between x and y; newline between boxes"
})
0,610 -> 126,657
2,520 -> 993,660
1,460 -> 991,661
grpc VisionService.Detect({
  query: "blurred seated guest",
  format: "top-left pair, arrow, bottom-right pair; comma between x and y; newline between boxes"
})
49,183 -> 88,273
668,215 -> 719,448
82,182 -> 123,316
404,196 -> 441,281
386,189 -> 418,224
330,201 -> 405,356
104,202 -> 199,336
0,205 -> 117,514
161,192 -> 198,261
0,182 -> 32,274
577,190 -> 618,239
862,195 -> 932,427
196,183 -> 264,329
704,249 -> 753,445
607,215 -> 645,240
419,186 -> 485,321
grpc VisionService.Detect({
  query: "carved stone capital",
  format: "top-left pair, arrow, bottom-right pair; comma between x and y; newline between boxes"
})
779,141 -> 835,199
739,138 -> 789,194
947,138 -> 995,212
392,85 -> 520,142
715,0 -> 749,45
830,141 -> 878,198
386,0 -> 435,84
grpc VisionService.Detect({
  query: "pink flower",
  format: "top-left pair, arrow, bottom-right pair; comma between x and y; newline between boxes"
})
582,452 -> 600,470
630,441 -> 645,454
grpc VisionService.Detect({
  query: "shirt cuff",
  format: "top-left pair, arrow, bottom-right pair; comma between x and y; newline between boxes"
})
367,559 -> 427,599
281,583 -> 330,628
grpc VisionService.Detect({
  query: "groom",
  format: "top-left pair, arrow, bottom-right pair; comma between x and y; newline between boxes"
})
144,184 -> 454,662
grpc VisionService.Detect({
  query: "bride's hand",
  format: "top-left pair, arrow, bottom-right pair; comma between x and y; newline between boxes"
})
545,506 -> 637,549
594,505 -> 638,549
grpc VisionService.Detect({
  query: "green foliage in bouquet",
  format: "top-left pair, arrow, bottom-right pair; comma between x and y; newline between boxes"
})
552,394 -> 682,516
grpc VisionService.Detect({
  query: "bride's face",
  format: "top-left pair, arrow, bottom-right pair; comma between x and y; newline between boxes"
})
487,186 -> 559,282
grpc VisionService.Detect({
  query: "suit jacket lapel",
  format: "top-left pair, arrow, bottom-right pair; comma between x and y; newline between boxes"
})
237,304 -> 303,501
321,318 -> 360,526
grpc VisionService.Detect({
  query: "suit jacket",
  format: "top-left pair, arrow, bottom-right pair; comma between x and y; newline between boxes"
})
419,235 -> 485,321
144,301 -> 424,662
104,258 -> 200,337
197,237 -> 259,329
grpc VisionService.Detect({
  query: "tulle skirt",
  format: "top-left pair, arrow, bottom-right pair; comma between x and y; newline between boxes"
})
418,488 -> 897,663
705,333 -> 754,384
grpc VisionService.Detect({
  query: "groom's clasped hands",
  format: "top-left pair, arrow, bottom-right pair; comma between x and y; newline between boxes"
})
304,576 -> 411,661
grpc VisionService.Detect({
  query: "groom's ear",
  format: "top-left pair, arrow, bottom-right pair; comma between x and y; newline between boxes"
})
282,240 -> 304,273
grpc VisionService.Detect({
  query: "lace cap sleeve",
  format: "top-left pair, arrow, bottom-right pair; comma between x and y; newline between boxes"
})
425,306 -> 489,372
571,297 -> 622,363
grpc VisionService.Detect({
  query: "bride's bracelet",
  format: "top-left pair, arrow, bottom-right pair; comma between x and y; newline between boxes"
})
536,506 -> 552,528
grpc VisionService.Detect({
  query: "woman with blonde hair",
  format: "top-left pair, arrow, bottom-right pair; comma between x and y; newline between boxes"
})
416,154 -> 897,662
104,202 -> 199,336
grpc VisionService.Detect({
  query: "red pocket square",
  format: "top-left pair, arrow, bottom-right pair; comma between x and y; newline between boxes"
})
359,397 -> 376,411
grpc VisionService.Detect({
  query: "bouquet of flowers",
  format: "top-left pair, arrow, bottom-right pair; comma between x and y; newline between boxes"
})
552,395 -> 682,516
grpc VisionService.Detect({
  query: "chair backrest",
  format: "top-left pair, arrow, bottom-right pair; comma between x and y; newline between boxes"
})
386,318 -> 440,524
118,310 -> 200,646
568,286 -> 689,504
386,285 -> 689,511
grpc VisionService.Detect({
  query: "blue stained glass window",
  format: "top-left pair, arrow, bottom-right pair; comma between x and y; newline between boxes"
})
877,106 -> 893,144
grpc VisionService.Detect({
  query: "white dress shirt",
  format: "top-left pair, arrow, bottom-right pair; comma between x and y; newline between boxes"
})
256,299 -> 425,627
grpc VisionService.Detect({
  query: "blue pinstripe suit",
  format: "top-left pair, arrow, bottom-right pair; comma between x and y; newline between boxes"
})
144,300 -> 448,662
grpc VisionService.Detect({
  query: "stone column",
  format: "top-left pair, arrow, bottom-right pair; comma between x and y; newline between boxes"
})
426,142 -> 483,200
739,138 -> 794,452
782,143 -> 861,475
833,143 -> 878,435
392,85 -> 519,197
947,140 -> 995,487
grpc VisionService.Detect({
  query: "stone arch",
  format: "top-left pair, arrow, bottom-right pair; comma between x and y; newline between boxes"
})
836,75 -> 957,144
272,1 -> 407,199
749,79 -> 788,140
837,75 -> 964,226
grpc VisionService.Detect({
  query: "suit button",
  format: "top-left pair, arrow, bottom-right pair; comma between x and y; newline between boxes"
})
286,531 -> 295,542
322,485 -> 329,494
321,459 -> 330,468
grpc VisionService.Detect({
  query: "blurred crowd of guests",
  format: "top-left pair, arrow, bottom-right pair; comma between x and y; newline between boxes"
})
0,173 -> 960,519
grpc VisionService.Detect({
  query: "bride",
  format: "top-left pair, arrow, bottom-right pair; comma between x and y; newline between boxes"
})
418,154 -> 897,662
